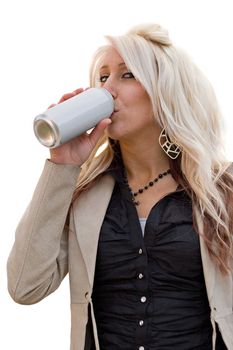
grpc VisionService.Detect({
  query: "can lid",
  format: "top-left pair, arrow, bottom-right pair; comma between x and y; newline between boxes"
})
34,118 -> 59,148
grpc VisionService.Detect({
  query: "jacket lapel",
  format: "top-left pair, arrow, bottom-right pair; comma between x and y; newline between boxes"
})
194,205 -> 216,302
199,236 -> 216,302
73,175 -> 115,286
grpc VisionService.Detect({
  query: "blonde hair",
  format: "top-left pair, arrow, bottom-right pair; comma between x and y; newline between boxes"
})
73,23 -> 233,273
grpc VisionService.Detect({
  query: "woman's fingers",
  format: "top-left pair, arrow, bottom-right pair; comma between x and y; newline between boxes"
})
47,88 -> 85,109
73,87 -> 85,94
48,103 -> 56,109
58,88 -> 85,103
58,92 -> 76,103
89,118 -> 112,146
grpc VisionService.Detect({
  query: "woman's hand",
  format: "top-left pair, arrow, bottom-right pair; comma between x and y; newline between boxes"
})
49,88 -> 112,166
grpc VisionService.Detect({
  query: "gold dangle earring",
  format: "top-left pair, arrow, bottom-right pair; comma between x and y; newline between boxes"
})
159,129 -> 181,160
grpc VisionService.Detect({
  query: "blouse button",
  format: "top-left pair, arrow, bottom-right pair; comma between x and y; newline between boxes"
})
141,296 -> 147,303
139,320 -> 144,326
138,273 -> 144,279
138,248 -> 143,255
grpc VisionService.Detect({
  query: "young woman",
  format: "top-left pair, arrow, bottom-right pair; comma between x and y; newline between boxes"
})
7,23 -> 233,349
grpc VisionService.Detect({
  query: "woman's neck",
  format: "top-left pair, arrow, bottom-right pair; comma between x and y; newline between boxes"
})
119,138 -> 170,183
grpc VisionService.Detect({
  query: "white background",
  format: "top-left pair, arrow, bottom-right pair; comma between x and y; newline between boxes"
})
0,0 -> 232,348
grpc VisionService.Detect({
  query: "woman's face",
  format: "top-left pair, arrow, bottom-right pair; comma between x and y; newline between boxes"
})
98,47 -> 157,141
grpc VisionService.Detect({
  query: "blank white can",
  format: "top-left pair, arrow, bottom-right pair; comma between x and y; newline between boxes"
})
33,87 -> 114,148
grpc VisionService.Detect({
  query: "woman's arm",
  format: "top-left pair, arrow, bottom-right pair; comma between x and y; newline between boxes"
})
7,160 -> 81,305
7,88 -> 111,305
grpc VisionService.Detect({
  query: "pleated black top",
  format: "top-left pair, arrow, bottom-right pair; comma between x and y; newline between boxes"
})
91,162 -> 226,349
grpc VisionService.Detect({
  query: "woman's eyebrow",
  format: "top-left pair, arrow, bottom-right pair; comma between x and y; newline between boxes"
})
100,62 -> 127,70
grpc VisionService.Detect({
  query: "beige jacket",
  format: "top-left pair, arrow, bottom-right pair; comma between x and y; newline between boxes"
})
7,161 -> 233,349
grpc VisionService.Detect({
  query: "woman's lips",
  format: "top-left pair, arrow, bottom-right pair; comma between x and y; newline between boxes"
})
111,110 -> 119,117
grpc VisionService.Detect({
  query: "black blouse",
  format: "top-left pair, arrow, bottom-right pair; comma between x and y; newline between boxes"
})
91,164 -> 226,349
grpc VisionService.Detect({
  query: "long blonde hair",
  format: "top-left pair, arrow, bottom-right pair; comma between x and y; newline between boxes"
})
73,23 -> 233,273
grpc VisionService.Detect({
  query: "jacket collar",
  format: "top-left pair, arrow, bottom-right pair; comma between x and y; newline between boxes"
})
194,206 -> 216,302
73,174 -> 115,286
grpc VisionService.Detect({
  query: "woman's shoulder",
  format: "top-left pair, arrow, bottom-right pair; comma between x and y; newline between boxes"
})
78,173 -> 115,198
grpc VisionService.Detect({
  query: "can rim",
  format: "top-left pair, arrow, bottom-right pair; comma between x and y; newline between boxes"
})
33,117 -> 61,148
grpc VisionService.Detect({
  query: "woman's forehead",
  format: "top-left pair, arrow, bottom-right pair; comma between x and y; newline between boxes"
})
99,46 -> 125,68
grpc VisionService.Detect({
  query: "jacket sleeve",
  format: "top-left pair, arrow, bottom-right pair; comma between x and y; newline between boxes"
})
7,160 -> 81,305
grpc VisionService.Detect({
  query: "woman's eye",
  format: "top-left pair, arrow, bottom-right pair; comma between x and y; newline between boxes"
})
99,75 -> 109,83
122,72 -> 134,79
99,72 -> 134,83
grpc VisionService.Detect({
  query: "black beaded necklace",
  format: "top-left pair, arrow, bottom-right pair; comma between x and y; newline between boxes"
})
123,169 -> 171,206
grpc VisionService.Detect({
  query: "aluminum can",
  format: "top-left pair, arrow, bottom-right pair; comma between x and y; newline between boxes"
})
33,87 -> 114,148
